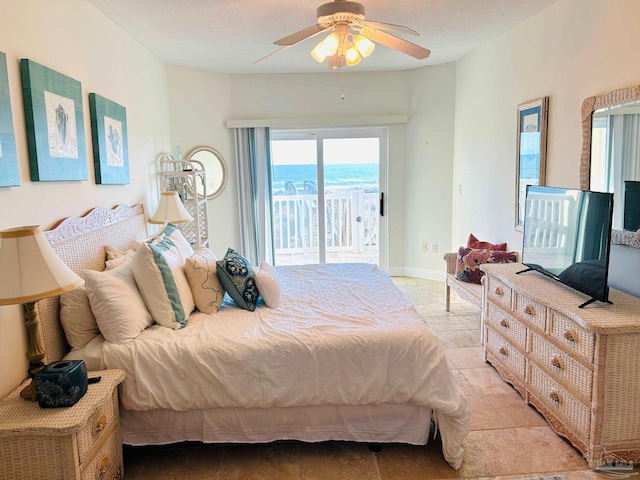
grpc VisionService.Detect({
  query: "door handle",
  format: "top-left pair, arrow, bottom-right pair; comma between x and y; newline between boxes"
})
380,192 -> 384,217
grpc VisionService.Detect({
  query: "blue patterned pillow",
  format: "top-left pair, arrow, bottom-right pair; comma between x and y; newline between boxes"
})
216,248 -> 259,311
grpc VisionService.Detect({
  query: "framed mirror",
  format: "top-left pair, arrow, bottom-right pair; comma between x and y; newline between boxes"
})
185,146 -> 228,199
580,84 -> 640,248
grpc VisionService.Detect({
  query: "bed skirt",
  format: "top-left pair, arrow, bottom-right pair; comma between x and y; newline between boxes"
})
121,402 -> 433,446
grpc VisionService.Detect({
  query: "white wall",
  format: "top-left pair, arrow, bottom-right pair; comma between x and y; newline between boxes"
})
452,0 -> 640,251
0,0 -> 171,398
165,66 -> 238,257
166,66 -> 457,275
403,65 -> 456,279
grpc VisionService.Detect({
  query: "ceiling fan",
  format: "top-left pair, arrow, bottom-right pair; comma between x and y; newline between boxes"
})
256,0 -> 431,68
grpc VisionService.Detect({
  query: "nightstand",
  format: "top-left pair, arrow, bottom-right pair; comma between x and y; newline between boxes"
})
0,369 -> 125,480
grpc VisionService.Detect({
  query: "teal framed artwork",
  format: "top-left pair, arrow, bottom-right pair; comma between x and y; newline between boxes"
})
20,59 -> 87,181
0,51 -> 19,186
89,93 -> 129,184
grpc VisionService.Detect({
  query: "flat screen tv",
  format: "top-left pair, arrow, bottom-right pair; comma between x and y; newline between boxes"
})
519,185 -> 614,308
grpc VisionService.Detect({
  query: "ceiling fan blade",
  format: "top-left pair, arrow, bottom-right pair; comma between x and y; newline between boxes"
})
368,29 -> 431,59
359,20 -> 418,36
274,24 -> 330,46
254,45 -> 292,65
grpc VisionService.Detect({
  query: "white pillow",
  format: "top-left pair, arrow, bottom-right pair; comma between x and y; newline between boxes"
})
59,286 -> 99,351
255,262 -> 281,308
84,263 -> 153,344
184,247 -> 225,314
132,236 -> 195,329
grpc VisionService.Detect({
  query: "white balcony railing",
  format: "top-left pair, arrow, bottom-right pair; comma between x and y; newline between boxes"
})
272,190 -> 379,255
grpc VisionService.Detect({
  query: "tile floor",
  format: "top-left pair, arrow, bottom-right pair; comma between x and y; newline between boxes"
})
123,277 -> 634,479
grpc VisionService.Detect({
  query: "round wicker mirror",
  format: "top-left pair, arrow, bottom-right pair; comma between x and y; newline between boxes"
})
185,146 -> 228,199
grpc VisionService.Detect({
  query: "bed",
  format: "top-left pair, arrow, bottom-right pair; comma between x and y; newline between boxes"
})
38,204 -> 470,469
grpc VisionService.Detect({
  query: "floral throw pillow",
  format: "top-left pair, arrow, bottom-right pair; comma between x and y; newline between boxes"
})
216,248 -> 259,311
455,247 -> 517,284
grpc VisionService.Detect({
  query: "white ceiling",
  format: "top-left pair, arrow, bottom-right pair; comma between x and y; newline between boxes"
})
87,0 -> 556,74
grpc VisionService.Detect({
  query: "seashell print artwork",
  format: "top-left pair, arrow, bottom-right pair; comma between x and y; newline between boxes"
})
44,90 -> 78,159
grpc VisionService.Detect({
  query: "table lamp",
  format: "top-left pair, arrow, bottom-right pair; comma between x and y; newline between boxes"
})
149,191 -> 193,229
0,226 -> 84,401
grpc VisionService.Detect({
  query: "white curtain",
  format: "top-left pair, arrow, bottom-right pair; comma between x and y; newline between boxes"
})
234,127 -> 274,266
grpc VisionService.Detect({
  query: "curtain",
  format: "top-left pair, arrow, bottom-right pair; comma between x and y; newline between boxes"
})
609,114 -> 640,227
234,127 -> 274,266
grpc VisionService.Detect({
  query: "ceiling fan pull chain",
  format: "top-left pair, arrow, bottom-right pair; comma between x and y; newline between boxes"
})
341,67 -> 345,100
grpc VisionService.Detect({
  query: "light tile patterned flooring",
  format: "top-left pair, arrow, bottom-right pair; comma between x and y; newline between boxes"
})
123,277 -> 631,479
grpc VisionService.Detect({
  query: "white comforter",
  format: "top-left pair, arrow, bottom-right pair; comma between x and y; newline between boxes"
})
103,263 -> 470,468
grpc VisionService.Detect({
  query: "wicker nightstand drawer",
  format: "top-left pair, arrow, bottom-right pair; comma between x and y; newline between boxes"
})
529,332 -> 593,399
486,327 -> 525,377
77,386 -> 118,465
486,302 -> 527,348
548,311 -> 595,362
0,370 -> 124,480
486,276 -> 512,309
80,424 -> 123,480
514,293 -> 546,331
528,363 -> 590,443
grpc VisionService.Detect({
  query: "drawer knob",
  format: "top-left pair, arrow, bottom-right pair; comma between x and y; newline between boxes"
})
498,346 -> 508,356
97,456 -> 111,480
549,391 -> 562,405
499,319 -> 509,328
524,305 -> 535,316
93,414 -> 107,436
563,329 -> 576,343
495,287 -> 504,296
550,356 -> 563,370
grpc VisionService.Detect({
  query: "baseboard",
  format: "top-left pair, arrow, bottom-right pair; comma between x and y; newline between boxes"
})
388,267 -> 445,281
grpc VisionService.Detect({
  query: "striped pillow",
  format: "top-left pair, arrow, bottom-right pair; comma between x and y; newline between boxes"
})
132,234 -> 195,329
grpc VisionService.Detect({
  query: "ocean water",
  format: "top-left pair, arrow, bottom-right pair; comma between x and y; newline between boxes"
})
272,163 -> 378,194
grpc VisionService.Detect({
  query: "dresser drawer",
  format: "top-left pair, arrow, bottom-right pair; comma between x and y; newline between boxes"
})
514,292 -> 546,331
528,363 -> 590,442
486,327 -> 525,378
81,424 -> 123,480
548,311 -> 595,363
77,389 -> 118,464
486,276 -> 512,309
529,332 -> 593,399
486,302 -> 527,349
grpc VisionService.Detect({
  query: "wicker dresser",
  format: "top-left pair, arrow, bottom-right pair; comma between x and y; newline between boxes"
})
481,263 -> 640,468
0,369 -> 125,480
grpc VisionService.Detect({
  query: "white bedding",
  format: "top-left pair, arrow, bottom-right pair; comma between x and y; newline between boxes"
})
102,263 -> 470,468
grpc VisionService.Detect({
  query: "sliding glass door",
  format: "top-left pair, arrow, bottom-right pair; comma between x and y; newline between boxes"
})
270,127 -> 387,267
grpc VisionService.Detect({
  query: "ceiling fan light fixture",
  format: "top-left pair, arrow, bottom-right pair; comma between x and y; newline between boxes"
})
311,41 -> 329,62
323,33 -> 340,56
354,34 -> 375,58
328,53 -> 343,70
345,46 -> 361,66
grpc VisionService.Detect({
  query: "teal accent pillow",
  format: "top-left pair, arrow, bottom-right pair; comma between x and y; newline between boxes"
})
216,248 -> 259,311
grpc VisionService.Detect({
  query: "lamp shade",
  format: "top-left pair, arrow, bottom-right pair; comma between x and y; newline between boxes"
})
149,191 -> 194,224
0,226 -> 84,305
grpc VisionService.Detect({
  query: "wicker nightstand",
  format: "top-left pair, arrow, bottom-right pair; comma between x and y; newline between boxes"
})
0,369 -> 125,480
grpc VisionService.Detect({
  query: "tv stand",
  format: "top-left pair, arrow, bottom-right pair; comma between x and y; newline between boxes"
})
481,262 -> 640,469
578,297 -> 613,309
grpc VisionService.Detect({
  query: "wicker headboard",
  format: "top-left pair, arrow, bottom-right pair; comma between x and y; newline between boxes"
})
38,204 -> 147,363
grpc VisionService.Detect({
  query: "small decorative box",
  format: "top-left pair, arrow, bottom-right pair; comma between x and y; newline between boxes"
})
35,360 -> 88,408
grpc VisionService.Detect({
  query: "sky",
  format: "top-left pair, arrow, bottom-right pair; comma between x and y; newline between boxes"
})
271,138 -> 380,166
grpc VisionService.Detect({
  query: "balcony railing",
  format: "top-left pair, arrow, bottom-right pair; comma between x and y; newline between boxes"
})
272,190 -> 379,255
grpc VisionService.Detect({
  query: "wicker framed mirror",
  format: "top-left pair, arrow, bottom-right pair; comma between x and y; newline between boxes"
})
185,146 -> 228,199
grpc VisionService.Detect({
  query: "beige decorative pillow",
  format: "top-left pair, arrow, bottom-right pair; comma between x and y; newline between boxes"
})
184,247 -> 225,313
60,285 -> 100,351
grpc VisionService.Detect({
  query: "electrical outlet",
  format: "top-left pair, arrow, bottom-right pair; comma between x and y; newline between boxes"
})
422,242 -> 428,251
431,243 -> 438,252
